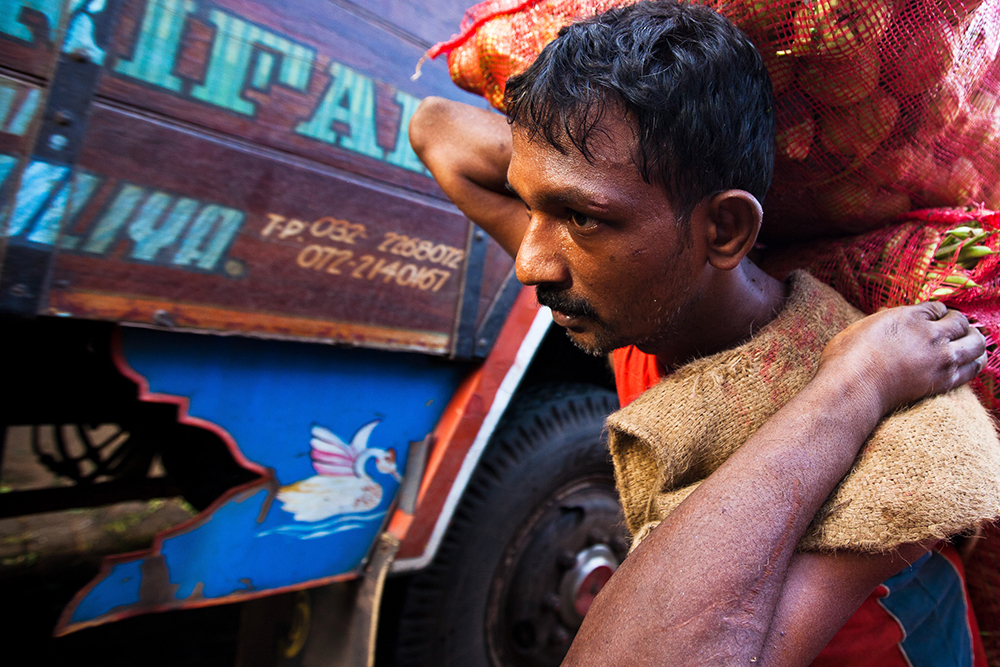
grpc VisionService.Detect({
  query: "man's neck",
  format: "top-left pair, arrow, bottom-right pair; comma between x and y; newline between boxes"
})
641,260 -> 788,370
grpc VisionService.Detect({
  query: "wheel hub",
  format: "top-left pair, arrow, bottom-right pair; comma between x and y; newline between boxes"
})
558,543 -> 618,628
486,477 -> 628,667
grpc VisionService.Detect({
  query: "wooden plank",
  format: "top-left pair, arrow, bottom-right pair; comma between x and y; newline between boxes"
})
0,0 -> 515,352
0,1 -> 70,315
329,0 -> 476,48
37,102 -> 470,350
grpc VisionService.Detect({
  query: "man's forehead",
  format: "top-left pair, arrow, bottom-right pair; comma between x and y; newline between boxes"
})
507,118 -> 672,215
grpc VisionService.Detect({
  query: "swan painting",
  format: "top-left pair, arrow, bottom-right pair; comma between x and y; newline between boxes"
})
276,420 -> 402,523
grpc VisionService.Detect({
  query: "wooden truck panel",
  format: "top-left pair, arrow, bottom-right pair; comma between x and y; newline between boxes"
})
0,0 -> 515,357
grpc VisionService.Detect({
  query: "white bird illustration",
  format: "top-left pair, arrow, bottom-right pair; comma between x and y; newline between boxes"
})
277,420 -> 402,523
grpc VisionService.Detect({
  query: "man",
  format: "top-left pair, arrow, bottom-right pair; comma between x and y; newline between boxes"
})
409,2 -> 997,664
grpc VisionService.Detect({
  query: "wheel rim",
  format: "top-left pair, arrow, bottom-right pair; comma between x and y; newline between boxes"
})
485,475 -> 628,667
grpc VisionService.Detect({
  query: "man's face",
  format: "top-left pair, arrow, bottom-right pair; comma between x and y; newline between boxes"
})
507,113 -> 705,357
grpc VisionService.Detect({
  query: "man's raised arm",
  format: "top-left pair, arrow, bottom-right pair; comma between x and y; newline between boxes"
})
409,97 -> 526,257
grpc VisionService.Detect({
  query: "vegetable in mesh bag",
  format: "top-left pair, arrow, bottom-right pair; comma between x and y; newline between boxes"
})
760,205 -> 1000,398
425,0 -> 1000,241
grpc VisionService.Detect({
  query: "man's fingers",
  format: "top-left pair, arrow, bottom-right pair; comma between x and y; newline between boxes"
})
945,324 -> 988,389
953,350 -> 989,389
950,326 -> 987,364
917,300 -> 949,321
935,308 -> 971,340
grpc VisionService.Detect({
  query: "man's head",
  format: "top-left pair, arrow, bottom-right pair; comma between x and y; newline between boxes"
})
505,0 -> 775,224
502,1 -> 776,358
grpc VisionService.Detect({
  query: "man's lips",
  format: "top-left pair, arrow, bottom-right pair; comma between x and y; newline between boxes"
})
549,309 -> 588,328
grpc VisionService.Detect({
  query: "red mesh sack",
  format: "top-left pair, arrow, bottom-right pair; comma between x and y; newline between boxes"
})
427,0 -> 1000,241
761,206 -> 1000,392
427,0 -> 624,109
429,3 -> 1000,653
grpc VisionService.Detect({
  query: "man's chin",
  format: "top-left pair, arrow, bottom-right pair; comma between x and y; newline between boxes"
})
563,327 -> 616,358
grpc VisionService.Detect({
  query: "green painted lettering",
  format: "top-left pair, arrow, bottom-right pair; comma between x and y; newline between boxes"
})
0,154 -> 19,186
5,87 -> 40,136
384,90 -> 430,175
252,51 -> 275,90
63,0 -> 110,66
0,77 -> 42,136
7,160 -> 69,237
172,205 -> 244,269
129,195 -> 198,260
114,0 -> 194,92
0,84 -> 15,128
28,171 -> 102,246
190,9 -> 315,116
295,62 -> 381,160
82,184 -> 145,253
0,0 -> 63,44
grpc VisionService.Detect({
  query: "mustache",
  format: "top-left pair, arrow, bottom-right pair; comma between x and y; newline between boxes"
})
535,285 -> 600,320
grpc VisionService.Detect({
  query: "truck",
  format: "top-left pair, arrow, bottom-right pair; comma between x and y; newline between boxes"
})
0,1 -> 624,664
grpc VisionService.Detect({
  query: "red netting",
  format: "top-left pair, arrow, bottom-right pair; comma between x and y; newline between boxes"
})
428,0 -> 1000,241
429,8 -> 1000,648
761,207 -> 1000,397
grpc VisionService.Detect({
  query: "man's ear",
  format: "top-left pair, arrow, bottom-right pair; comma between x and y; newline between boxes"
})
703,190 -> 762,271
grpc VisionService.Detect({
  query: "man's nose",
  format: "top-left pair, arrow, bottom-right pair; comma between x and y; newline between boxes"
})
515,216 -> 570,287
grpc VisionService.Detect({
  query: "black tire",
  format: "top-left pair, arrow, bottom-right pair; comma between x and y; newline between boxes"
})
394,383 -> 625,667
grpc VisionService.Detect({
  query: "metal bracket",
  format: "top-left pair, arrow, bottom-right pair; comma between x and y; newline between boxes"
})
346,531 -> 401,667
397,434 -> 434,514
474,267 -> 522,358
451,224 -> 489,359
0,0 -> 124,315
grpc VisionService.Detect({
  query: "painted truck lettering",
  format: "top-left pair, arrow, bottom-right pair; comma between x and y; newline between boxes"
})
0,158 -> 244,271
111,0 -> 427,174
82,184 -> 244,270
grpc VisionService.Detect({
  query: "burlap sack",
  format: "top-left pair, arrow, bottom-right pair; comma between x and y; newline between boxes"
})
608,271 -> 1000,553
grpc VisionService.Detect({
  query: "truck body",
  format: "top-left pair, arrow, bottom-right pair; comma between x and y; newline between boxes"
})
0,1 -> 621,664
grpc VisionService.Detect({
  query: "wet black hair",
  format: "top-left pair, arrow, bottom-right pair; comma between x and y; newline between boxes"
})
504,0 -> 775,222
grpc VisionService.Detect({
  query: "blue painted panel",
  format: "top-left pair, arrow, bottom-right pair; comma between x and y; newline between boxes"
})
66,328 -> 466,627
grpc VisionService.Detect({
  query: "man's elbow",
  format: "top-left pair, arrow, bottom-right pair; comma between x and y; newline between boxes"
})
408,96 -> 450,160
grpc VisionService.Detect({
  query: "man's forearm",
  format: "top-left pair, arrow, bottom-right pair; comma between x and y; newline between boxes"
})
564,370 -> 883,666
409,97 -> 526,257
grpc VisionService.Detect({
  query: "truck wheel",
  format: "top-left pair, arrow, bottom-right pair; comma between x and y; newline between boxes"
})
394,383 -> 624,667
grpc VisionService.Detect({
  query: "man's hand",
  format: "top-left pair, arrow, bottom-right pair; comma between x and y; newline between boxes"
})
819,302 -> 987,419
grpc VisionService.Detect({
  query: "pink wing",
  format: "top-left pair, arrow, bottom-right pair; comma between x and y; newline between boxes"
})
309,425 -> 356,477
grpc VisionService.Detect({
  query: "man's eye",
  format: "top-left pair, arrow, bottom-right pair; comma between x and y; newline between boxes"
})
569,210 -> 598,230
